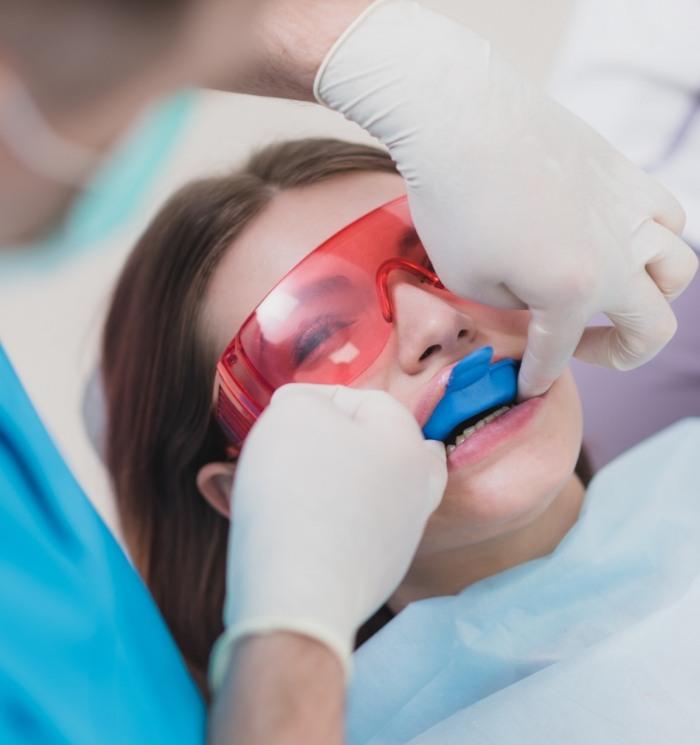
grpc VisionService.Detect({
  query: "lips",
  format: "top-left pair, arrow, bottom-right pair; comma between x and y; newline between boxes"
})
446,394 -> 545,469
414,361 -> 460,429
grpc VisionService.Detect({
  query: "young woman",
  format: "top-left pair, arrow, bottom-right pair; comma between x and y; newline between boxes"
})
101,137 -> 594,697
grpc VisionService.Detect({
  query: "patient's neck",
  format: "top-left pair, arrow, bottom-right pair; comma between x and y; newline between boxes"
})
389,475 -> 585,612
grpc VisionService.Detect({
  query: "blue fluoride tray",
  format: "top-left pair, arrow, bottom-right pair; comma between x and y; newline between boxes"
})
422,346 -> 519,442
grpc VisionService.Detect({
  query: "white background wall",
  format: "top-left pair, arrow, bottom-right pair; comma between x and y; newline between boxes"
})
0,0 -> 572,540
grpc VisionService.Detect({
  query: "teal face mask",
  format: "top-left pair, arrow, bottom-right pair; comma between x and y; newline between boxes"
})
0,90 -> 195,280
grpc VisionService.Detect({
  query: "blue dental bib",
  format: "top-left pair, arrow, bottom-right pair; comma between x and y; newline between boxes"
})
422,347 -> 520,442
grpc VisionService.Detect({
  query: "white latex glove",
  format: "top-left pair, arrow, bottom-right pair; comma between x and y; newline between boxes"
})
209,384 -> 447,688
315,0 -> 698,398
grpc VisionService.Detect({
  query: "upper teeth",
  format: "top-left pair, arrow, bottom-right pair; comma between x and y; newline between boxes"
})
446,405 -> 512,455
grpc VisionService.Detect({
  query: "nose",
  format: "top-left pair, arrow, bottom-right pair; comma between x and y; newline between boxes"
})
391,281 -> 477,375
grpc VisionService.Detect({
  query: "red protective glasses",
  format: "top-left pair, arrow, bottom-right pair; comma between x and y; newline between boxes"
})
213,195 -> 443,452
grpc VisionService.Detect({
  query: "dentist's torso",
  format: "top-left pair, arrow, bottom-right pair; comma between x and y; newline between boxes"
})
0,344 -> 205,744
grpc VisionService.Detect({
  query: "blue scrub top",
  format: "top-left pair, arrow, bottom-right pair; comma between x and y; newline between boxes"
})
0,345 -> 205,744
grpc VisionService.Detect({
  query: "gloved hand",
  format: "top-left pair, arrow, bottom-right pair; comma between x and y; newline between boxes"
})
209,384 -> 447,689
315,0 -> 698,398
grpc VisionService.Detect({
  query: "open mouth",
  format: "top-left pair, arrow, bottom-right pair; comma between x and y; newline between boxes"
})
442,403 -> 515,453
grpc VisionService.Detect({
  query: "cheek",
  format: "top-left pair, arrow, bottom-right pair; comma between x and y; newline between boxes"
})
351,334 -> 402,391
419,370 -> 583,552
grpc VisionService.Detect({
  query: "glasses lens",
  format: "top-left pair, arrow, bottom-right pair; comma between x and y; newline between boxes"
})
218,196 -> 427,441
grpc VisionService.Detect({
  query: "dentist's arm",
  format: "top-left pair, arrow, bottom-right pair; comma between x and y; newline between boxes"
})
210,633 -> 344,745
219,0 -> 373,101
208,384 -> 447,744
235,0 -> 697,398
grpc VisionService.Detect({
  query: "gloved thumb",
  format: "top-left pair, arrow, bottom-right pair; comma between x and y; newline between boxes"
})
518,309 -> 583,399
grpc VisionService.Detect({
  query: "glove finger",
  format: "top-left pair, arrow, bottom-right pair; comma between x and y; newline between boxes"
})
271,383 -> 362,413
327,385 -> 403,423
423,441 -> 448,510
424,439 -> 447,460
634,220 -> 699,301
575,273 -> 677,370
283,383 -> 421,433
270,382 -> 337,402
648,180 -> 687,235
438,272 -> 528,310
339,388 -> 424,441
269,384 -> 426,448
518,308 -> 585,399
268,384 -> 379,433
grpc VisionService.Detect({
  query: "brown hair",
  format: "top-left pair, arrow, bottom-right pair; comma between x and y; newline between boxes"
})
102,138 -> 400,695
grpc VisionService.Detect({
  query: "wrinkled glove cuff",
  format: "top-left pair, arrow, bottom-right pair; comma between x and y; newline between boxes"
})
208,617 -> 354,692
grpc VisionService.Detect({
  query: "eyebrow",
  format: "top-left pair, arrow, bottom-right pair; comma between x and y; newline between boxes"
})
296,274 -> 354,302
292,228 -> 420,301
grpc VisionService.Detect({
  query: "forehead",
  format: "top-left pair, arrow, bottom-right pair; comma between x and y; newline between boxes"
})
203,171 -> 406,354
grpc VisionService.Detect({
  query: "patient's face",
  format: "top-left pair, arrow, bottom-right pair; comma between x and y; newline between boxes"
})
203,171 -> 583,553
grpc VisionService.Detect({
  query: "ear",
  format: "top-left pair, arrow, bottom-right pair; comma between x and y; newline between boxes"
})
196,462 -> 236,519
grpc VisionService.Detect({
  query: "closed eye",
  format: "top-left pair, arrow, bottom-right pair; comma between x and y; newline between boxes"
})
293,317 -> 358,367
